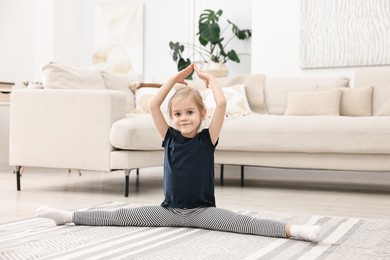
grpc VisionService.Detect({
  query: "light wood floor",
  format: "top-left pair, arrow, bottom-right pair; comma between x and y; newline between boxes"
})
1,164 -> 390,223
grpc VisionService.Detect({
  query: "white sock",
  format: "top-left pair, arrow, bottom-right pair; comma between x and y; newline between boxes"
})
36,206 -> 74,225
290,225 -> 321,241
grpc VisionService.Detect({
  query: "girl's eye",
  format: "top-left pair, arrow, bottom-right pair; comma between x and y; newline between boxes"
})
187,111 -> 194,115
174,112 -> 180,117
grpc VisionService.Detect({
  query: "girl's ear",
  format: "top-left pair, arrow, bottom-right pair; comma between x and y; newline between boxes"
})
201,108 -> 207,120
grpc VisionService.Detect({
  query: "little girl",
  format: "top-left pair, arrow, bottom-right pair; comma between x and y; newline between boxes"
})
37,64 -> 321,242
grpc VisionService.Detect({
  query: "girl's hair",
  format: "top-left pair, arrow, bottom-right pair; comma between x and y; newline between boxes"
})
168,87 -> 206,118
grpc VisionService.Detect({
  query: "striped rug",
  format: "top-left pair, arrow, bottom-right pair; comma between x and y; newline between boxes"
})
1,202 -> 389,259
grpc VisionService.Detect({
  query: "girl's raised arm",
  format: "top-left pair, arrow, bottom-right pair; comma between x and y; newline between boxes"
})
149,64 -> 195,139
194,66 -> 226,145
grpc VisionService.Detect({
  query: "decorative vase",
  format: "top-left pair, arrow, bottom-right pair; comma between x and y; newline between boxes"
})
201,61 -> 229,78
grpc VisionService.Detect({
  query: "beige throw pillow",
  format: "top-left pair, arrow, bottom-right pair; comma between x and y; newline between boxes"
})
41,62 -> 106,90
317,86 -> 373,116
355,69 -> 390,116
265,77 -> 349,114
285,89 -> 341,116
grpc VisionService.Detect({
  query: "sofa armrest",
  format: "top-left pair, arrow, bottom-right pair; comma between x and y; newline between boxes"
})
9,89 -> 126,172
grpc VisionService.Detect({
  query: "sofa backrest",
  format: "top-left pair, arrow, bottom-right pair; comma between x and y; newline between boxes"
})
355,69 -> 390,116
221,74 -> 268,114
264,77 -> 350,114
185,74 -> 351,116
40,62 -> 143,114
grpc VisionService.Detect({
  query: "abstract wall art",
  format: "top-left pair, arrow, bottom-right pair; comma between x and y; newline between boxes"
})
300,0 -> 390,68
92,1 -> 143,75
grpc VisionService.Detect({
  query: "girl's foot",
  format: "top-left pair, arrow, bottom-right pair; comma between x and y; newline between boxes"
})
36,206 -> 73,225
290,225 -> 321,241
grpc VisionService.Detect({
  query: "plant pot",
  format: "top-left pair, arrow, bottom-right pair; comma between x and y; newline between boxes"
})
201,62 -> 228,78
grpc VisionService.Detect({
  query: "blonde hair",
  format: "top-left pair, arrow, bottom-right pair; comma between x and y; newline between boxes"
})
168,87 -> 206,119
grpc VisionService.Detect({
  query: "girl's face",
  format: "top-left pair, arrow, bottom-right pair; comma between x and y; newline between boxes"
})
170,96 -> 205,138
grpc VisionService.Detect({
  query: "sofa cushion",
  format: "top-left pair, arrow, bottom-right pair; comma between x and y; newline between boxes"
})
221,74 -> 268,114
284,89 -> 341,116
219,115 -> 390,154
264,77 -> 350,114
110,114 -> 390,154
318,86 -> 373,116
110,114 -> 163,150
355,69 -> 390,116
340,87 -> 373,116
41,62 -> 106,90
200,84 -> 253,118
100,70 -> 143,113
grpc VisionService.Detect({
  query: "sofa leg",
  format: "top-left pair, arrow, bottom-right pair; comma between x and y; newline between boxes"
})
241,165 -> 245,187
220,164 -> 224,186
124,169 -> 131,197
15,166 -> 22,191
135,169 -> 140,191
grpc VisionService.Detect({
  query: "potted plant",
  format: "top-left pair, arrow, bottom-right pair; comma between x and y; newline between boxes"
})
169,9 -> 252,78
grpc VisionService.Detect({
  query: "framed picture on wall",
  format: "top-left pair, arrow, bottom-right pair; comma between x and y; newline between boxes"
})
92,1 -> 143,75
300,0 -> 390,68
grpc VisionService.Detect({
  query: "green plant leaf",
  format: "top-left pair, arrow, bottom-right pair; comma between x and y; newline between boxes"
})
169,42 -> 185,62
227,50 -> 240,63
198,35 -> 208,46
199,9 -> 222,24
177,58 -> 193,79
228,20 -> 252,40
199,22 -> 221,45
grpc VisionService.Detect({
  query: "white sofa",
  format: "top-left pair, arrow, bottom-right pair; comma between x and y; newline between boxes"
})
9,63 -> 390,196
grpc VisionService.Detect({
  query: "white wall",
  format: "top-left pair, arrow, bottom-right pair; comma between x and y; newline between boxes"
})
251,0 -> 390,85
32,0 -> 54,82
3,0 -> 388,85
141,0 -> 197,81
0,0 -> 35,83
0,0 -> 252,83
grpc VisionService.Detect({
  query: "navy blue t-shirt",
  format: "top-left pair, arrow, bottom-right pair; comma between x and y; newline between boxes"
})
161,127 -> 218,208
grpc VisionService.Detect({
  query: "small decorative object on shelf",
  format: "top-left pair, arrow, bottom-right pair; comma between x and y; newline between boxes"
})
23,81 -> 44,89
0,81 -> 14,103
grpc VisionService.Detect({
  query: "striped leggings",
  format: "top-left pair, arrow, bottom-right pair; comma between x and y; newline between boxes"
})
74,205 -> 287,238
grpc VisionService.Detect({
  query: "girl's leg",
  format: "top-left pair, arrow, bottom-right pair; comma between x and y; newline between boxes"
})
188,207 -> 320,241
189,207 -> 287,238
74,205 -> 181,226
37,205 -> 182,227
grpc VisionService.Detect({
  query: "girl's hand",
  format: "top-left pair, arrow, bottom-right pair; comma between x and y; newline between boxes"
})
174,64 -> 195,85
194,64 -> 213,88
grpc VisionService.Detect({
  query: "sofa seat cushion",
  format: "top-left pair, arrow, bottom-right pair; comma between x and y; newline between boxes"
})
110,114 -> 390,154
219,115 -> 390,154
110,114 -> 164,150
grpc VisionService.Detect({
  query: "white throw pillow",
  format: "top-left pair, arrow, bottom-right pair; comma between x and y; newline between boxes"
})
41,62 -> 106,90
101,70 -> 143,113
135,87 -> 175,114
200,84 -> 253,118
285,89 -> 342,116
